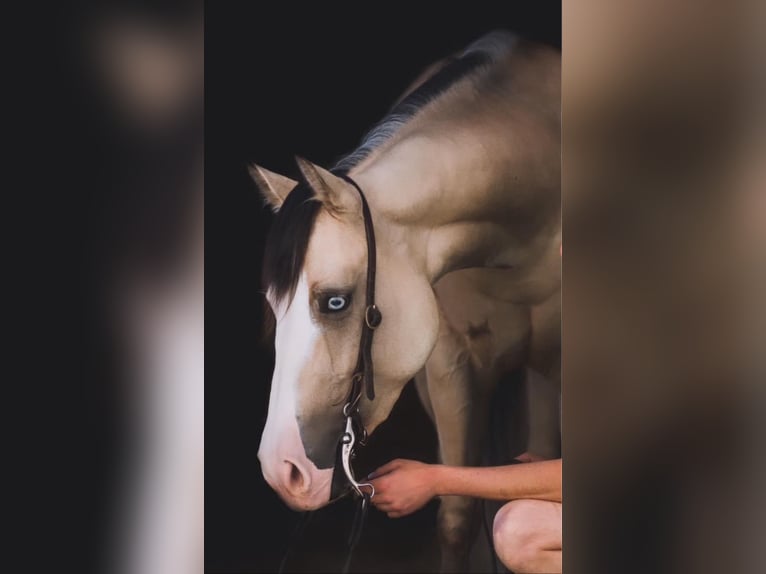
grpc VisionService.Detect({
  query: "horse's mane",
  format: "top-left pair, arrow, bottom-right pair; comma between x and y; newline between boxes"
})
262,30 -> 518,309
333,30 -> 517,172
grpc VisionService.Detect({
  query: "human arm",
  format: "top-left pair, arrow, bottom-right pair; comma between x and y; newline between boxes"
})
433,458 -> 561,501
368,458 -> 561,518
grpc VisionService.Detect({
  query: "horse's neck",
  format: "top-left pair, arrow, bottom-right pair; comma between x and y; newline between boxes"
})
352,120 -> 560,287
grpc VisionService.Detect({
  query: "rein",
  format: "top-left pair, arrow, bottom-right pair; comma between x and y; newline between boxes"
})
279,171 -> 382,574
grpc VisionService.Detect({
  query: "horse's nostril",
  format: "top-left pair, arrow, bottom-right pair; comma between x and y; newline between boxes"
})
289,463 -> 302,486
285,460 -> 308,492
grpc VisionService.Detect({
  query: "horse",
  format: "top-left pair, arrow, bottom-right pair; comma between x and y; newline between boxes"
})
253,30 -> 560,571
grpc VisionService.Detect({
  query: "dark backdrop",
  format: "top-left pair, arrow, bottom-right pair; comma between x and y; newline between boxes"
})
205,5 -> 560,572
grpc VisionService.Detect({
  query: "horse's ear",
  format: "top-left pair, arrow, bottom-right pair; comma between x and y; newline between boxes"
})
248,164 -> 298,212
295,156 -> 361,216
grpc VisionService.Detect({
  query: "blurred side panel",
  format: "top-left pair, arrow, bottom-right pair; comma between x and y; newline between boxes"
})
563,0 -> 766,572
73,3 -> 203,574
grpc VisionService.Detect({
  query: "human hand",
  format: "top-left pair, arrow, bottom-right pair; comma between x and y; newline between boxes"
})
367,459 -> 438,518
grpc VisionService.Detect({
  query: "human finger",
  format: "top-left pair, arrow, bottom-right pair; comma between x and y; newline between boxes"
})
367,459 -> 404,479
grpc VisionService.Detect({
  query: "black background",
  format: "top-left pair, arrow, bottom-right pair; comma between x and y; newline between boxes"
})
206,5 -> 560,572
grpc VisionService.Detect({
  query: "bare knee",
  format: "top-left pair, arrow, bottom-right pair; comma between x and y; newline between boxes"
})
493,500 -> 555,573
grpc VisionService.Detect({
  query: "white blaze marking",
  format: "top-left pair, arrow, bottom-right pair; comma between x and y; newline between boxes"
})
258,276 -> 318,484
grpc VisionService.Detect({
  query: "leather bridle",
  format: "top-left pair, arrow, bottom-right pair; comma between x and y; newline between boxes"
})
278,171 -> 381,574
331,170 -> 382,498
331,171 -> 382,572
338,171 -> 382,406
322,172 -> 383,572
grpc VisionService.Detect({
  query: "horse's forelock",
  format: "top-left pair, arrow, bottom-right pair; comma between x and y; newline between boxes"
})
262,181 -> 322,307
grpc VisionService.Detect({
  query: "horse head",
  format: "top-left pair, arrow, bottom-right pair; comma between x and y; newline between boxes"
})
253,158 -> 439,510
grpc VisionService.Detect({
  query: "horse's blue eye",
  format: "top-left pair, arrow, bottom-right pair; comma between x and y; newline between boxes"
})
319,292 -> 351,314
326,296 -> 348,312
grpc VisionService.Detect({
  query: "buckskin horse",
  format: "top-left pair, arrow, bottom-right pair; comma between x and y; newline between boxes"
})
253,30 -> 560,571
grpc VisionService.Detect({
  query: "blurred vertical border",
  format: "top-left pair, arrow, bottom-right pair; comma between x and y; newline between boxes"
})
563,0 -> 766,573
46,3 -> 203,574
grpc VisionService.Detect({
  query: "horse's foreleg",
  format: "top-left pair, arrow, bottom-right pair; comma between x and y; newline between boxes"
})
413,368 -> 435,423
526,292 -> 562,460
525,369 -> 561,459
424,323 -> 488,573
